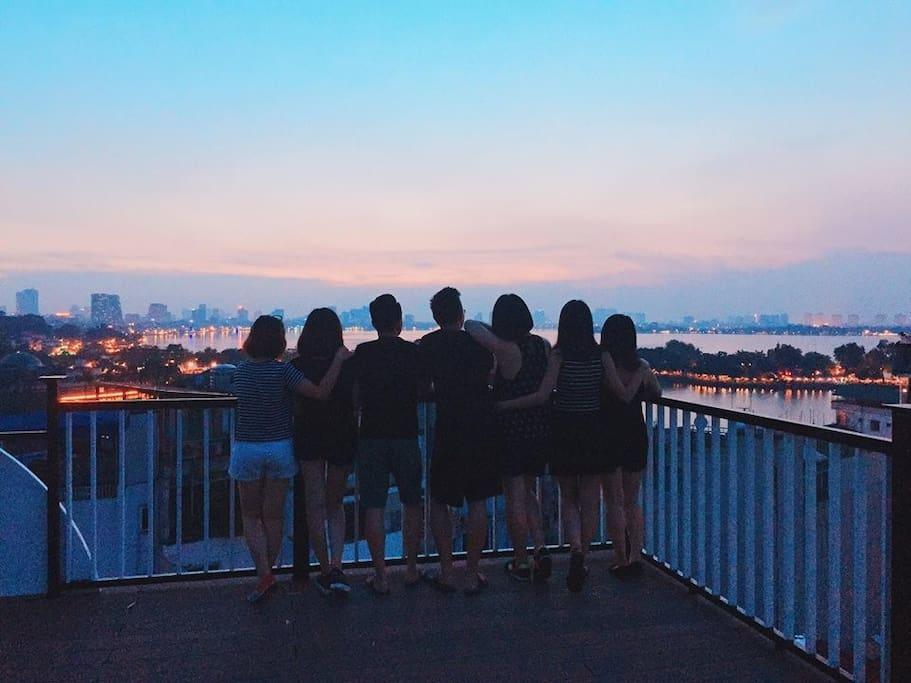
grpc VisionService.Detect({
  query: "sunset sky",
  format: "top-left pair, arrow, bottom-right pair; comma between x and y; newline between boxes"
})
2,2 -> 910,318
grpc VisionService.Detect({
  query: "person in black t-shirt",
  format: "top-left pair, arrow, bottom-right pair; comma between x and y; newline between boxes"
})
347,294 -> 428,595
292,308 -> 357,596
419,287 -> 498,594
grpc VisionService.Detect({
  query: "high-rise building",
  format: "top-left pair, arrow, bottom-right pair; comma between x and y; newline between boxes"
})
874,313 -> 887,326
847,314 -> 860,327
15,288 -> 39,316
192,304 -> 208,326
532,309 -> 548,329
270,309 -> 285,320
236,307 -> 250,325
147,303 -> 169,323
895,313 -> 909,327
831,314 -> 844,328
91,293 -> 123,327
592,308 -> 617,327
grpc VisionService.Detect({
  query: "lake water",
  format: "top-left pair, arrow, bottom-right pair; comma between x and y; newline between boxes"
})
144,328 -> 856,424
145,328 -> 898,357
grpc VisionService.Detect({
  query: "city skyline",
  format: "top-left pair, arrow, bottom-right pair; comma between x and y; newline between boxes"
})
2,3 -> 910,318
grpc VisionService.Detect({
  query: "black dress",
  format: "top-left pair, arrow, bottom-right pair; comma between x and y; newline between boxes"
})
291,355 -> 357,468
550,351 -> 607,477
493,334 -> 551,477
602,384 -> 648,473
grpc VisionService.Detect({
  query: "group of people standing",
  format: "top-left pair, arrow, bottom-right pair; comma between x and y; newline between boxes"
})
228,288 -> 660,603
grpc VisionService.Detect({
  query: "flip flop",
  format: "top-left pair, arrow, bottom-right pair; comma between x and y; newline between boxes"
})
365,575 -> 390,596
245,575 -> 277,604
424,571 -> 456,594
464,573 -> 489,596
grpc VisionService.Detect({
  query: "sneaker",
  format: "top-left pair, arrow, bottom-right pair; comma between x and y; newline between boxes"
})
534,547 -> 552,582
315,572 -> 333,597
505,558 -> 533,582
567,551 -> 587,593
329,567 -> 350,595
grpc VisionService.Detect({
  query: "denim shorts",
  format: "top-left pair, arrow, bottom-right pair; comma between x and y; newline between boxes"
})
229,438 -> 298,481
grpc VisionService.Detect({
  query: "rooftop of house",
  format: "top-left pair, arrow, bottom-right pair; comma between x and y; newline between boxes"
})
1,553 -> 826,682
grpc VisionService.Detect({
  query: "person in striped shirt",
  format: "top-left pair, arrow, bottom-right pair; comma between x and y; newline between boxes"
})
496,300 -> 647,592
230,315 -> 350,603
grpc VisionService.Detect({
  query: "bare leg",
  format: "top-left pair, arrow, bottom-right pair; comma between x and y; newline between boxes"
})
465,500 -> 489,587
503,476 -> 529,564
238,480 -> 270,578
430,500 -> 455,584
302,461 -> 329,575
403,503 -> 423,582
325,464 -> 349,569
558,476 -> 582,552
603,471 -> 627,566
523,475 -> 546,551
364,507 -> 388,588
262,478 -> 290,568
622,470 -> 645,564
578,475 -> 601,559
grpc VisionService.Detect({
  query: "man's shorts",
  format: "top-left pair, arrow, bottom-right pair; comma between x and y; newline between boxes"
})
229,438 -> 298,481
430,426 -> 501,507
357,438 -> 424,509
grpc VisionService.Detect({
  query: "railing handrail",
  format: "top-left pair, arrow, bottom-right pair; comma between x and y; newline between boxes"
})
57,396 -> 237,413
654,395 -> 892,453
0,430 -> 49,439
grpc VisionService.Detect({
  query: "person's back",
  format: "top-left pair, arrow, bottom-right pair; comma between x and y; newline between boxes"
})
420,328 -> 493,429
234,359 -> 302,442
351,336 -> 423,439
495,333 -> 551,442
553,350 -> 603,414
292,354 -> 356,443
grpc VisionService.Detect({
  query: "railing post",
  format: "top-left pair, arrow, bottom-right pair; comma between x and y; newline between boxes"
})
40,375 -> 65,598
889,405 -> 911,682
293,469 -> 310,583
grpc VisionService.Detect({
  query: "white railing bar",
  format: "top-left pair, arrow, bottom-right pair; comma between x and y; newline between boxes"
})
669,407 -> 679,570
682,410 -> 692,579
146,410 -> 155,576
118,411 -> 126,578
710,416 -> 721,595
203,409 -> 210,573
657,405 -> 666,561
827,442 -> 841,669
727,419 -> 738,605
228,410 -> 236,571
781,434 -> 797,641
695,414 -> 707,586
65,413 -> 73,582
743,424 -> 756,617
852,449 -> 867,682
762,428 -> 775,627
176,410 -> 183,574
803,437 -> 817,654
644,403 -> 655,555
90,411 -> 98,580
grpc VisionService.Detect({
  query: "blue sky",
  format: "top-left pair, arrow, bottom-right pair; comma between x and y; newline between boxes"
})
1,1 -> 910,317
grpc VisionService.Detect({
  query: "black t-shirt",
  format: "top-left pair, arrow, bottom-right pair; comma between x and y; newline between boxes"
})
347,336 -> 426,439
418,329 -> 494,430
291,354 -> 356,440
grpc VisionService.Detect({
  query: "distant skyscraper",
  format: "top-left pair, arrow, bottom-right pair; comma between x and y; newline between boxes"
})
15,288 -> 39,316
831,314 -> 844,328
847,314 -> 860,327
532,309 -> 548,329
270,308 -> 285,320
592,307 -> 617,327
627,312 -> 647,326
473,311 -> 485,323
147,303 -> 169,323
404,313 -> 416,329
895,313 -> 908,327
236,307 -> 250,325
192,304 -> 208,326
874,313 -> 887,326
90,293 -> 123,327
210,308 -> 223,323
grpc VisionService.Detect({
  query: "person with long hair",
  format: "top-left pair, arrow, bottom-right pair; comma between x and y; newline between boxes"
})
292,308 -> 356,596
600,314 -> 661,577
230,315 -> 349,603
465,294 -> 552,582
419,287 -> 498,594
496,301 -> 647,591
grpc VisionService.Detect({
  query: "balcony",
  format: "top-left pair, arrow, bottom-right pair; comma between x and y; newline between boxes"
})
1,379 -> 908,681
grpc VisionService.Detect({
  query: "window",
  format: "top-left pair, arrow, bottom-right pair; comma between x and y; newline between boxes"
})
869,419 -> 881,433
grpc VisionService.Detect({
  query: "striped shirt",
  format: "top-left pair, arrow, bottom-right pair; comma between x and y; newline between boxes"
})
553,357 -> 603,413
233,360 -> 306,442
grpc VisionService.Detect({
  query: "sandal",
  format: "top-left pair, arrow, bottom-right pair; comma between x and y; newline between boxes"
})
464,573 -> 489,596
365,575 -> 390,596
424,571 -> 457,594
534,547 -> 552,582
245,574 -> 277,604
404,569 -> 425,588
505,559 -> 532,582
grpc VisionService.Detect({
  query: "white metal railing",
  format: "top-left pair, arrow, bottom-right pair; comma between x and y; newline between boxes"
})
643,399 -> 892,682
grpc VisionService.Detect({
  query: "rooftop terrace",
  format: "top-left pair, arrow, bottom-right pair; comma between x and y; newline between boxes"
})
2,554 -> 827,682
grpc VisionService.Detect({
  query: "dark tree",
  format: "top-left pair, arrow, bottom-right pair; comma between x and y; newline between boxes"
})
834,343 -> 866,373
